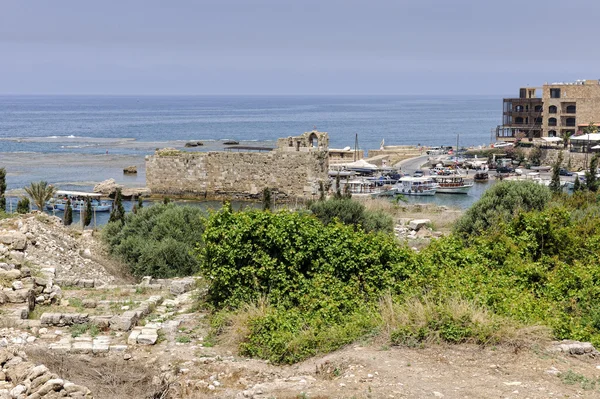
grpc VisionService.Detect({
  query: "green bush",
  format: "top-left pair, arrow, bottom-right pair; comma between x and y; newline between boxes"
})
308,198 -> 393,233
103,204 -> 206,278
454,181 -> 551,237
16,197 -> 30,214
201,207 -> 412,310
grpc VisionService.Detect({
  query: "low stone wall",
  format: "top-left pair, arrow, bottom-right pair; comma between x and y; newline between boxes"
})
540,149 -> 589,171
146,150 -> 328,200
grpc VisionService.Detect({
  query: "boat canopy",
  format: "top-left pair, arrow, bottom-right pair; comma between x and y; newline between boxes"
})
55,190 -> 102,198
343,159 -> 378,170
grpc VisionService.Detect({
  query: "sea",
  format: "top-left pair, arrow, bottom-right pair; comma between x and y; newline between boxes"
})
0,95 -> 502,218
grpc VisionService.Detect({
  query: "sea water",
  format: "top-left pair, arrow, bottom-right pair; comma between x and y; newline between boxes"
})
0,95 -> 500,206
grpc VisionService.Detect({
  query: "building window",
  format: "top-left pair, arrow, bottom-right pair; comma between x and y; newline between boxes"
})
548,130 -> 557,137
534,105 -> 543,112
550,88 -> 561,98
566,117 -> 576,127
515,117 -> 524,124
515,105 -> 524,112
549,105 -> 557,113
534,117 -> 542,124
548,117 -> 557,126
566,105 -> 576,113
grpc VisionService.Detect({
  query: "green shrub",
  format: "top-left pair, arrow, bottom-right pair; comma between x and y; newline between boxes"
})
309,198 -> 393,233
16,197 -> 30,214
454,181 -> 551,237
201,207 -> 413,310
103,204 -> 206,278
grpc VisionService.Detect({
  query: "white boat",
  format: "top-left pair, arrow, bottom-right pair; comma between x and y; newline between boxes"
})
432,175 -> 474,194
394,176 -> 438,196
46,191 -> 112,212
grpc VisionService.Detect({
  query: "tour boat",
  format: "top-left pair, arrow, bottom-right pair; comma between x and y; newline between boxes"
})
473,171 -> 489,182
431,175 -> 474,194
394,176 -> 438,196
46,191 -> 112,212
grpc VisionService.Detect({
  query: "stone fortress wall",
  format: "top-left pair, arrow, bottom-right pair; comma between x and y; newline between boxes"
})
145,130 -> 329,200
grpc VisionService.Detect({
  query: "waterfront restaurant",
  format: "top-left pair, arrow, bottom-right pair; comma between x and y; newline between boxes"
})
570,133 -> 600,153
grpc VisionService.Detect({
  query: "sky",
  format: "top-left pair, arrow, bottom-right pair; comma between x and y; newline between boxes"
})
1,0 -> 599,95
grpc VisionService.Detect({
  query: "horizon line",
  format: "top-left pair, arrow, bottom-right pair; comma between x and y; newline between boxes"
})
0,92 -> 510,97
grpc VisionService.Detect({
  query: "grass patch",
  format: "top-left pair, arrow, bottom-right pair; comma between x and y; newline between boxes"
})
70,323 -> 100,338
378,295 -> 550,349
175,335 -> 191,343
560,370 -> 600,390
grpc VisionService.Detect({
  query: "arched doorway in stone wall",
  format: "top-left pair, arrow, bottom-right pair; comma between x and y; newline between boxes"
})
308,133 -> 319,148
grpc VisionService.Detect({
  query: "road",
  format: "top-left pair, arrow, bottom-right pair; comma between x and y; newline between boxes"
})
395,155 -> 429,173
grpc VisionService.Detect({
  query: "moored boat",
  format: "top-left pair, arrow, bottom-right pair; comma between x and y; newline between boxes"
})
473,171 -> 489,182
394,176 -> 438,196
431,175 -> 474,194
46,191 -> 112,212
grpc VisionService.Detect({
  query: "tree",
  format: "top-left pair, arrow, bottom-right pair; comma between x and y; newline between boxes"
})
138,196 -> 143,209
585,154 -> 600,192
549,151 -> 564,194
529,146 -> 542,166
163,197 -> 170,205
83,197 -> 92,227
573,175 -> 582,192
16,197 -> 30,214
335,174 -> 342,199
109,188 -> 126,224
24,181 -> 56,211
454,181 -> 551,238
262,187 -> 272,211
0,168 -> 6,212
563,131 -> 574,150
63,199 -> 73,226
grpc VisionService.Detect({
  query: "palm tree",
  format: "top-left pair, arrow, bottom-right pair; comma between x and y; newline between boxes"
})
24,181 -> 56,211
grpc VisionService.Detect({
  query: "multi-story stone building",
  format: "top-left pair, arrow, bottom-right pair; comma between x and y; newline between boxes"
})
497,79 -> 600,141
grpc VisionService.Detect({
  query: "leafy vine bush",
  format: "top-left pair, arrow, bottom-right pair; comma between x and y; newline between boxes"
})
308,198 -> 393,233
201,207 -> 413,363
201,186 -> 600,364
103,204 -> 206,277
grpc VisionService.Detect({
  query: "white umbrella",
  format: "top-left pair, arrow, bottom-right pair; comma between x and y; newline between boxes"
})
591,145 -> 600,150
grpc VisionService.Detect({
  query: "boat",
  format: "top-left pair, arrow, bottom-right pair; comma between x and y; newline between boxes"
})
431,175 -> 474,194
46,191 -> 112,212
394,176 -> 438,196
473,171 -> 489,182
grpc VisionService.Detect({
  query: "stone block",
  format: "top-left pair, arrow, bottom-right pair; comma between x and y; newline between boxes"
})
0,232 -> 27,250
137,334 -> 158,345
127,330 -> 141,345
408,219 -> 431,231
71,342 -> 92,354
170,279 -> 195,295
0,269 -> 21,281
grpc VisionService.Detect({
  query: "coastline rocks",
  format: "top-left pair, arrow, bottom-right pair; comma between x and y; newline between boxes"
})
123,165 -> 138,174
93,179 -> 150,198
93,178 -> 121,196
185,141 -> 204,147
121,187 -> 151,199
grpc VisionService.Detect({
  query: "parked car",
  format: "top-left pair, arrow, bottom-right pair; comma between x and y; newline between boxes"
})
559,168 -> 573,176
496,166 -> 514,174
413,170 -> 424,177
